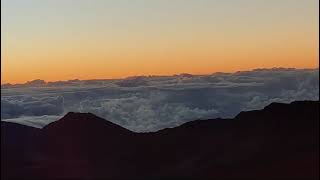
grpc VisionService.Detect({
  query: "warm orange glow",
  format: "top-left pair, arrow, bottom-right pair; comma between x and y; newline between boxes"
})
2,28 -> 318,84
1,0 -> 318,84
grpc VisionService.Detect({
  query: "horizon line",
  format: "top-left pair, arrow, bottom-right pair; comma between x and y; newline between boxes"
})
1,66 -> 319,86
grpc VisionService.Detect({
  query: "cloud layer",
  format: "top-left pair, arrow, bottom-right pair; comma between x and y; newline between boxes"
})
1,68 -> 319,132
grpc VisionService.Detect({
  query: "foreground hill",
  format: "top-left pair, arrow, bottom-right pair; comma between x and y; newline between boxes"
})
1,101 -> 319,179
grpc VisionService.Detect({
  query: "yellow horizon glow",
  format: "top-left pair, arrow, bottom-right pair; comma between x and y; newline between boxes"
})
2,28 -> 318,84
1,0 -> 318,84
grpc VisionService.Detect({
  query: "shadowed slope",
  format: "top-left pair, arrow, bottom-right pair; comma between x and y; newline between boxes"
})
1,101 -> 319,179
1,122 -> 41,179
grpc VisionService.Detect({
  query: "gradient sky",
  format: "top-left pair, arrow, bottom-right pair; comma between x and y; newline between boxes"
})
1,0 -> 319,84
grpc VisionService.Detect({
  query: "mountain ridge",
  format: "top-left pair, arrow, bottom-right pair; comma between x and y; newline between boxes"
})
1,100 -> 319,179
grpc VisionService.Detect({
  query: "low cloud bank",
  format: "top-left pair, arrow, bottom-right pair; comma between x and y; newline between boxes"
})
1,68 -> 319,132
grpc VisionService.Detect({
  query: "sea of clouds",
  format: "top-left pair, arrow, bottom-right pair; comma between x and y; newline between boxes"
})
1,68 -> 319,132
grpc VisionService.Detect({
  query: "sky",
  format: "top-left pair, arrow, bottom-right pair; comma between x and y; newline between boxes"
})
1,0 -> 319,84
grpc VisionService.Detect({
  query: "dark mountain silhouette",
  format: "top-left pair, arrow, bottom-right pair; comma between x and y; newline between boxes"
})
1,122 -> 41,179
1,101 -> 319,179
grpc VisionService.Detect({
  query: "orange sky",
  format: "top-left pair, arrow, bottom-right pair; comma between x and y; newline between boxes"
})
1,0 -> 319,84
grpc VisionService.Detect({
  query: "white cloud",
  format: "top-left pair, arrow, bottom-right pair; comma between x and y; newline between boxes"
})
2,115 -> 62,128
1,96 -> 64,119
1,68 -> 319,132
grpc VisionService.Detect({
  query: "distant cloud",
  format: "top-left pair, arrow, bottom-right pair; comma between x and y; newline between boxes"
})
2,115 -> 62,129
1,68 -> 319,132
1,96 -> 64,119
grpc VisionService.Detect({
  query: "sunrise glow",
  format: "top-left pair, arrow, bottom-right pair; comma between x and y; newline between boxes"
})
1,0 -> 319,84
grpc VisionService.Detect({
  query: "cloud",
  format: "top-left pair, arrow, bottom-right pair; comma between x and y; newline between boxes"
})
1,96 -> 64,119
78,92 -> 219,131
2,115 -> 62,128
1,68 -> 319,132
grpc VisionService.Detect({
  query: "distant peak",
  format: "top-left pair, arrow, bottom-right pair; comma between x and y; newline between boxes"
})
62,112 -> 99,120
235,100 -> 319,120
44,112 -> 133,134
263,100 -> 319,110
263,102 -> 287,110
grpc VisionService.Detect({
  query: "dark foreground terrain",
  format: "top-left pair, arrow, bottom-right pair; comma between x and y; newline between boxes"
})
1,101 -> 319,179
